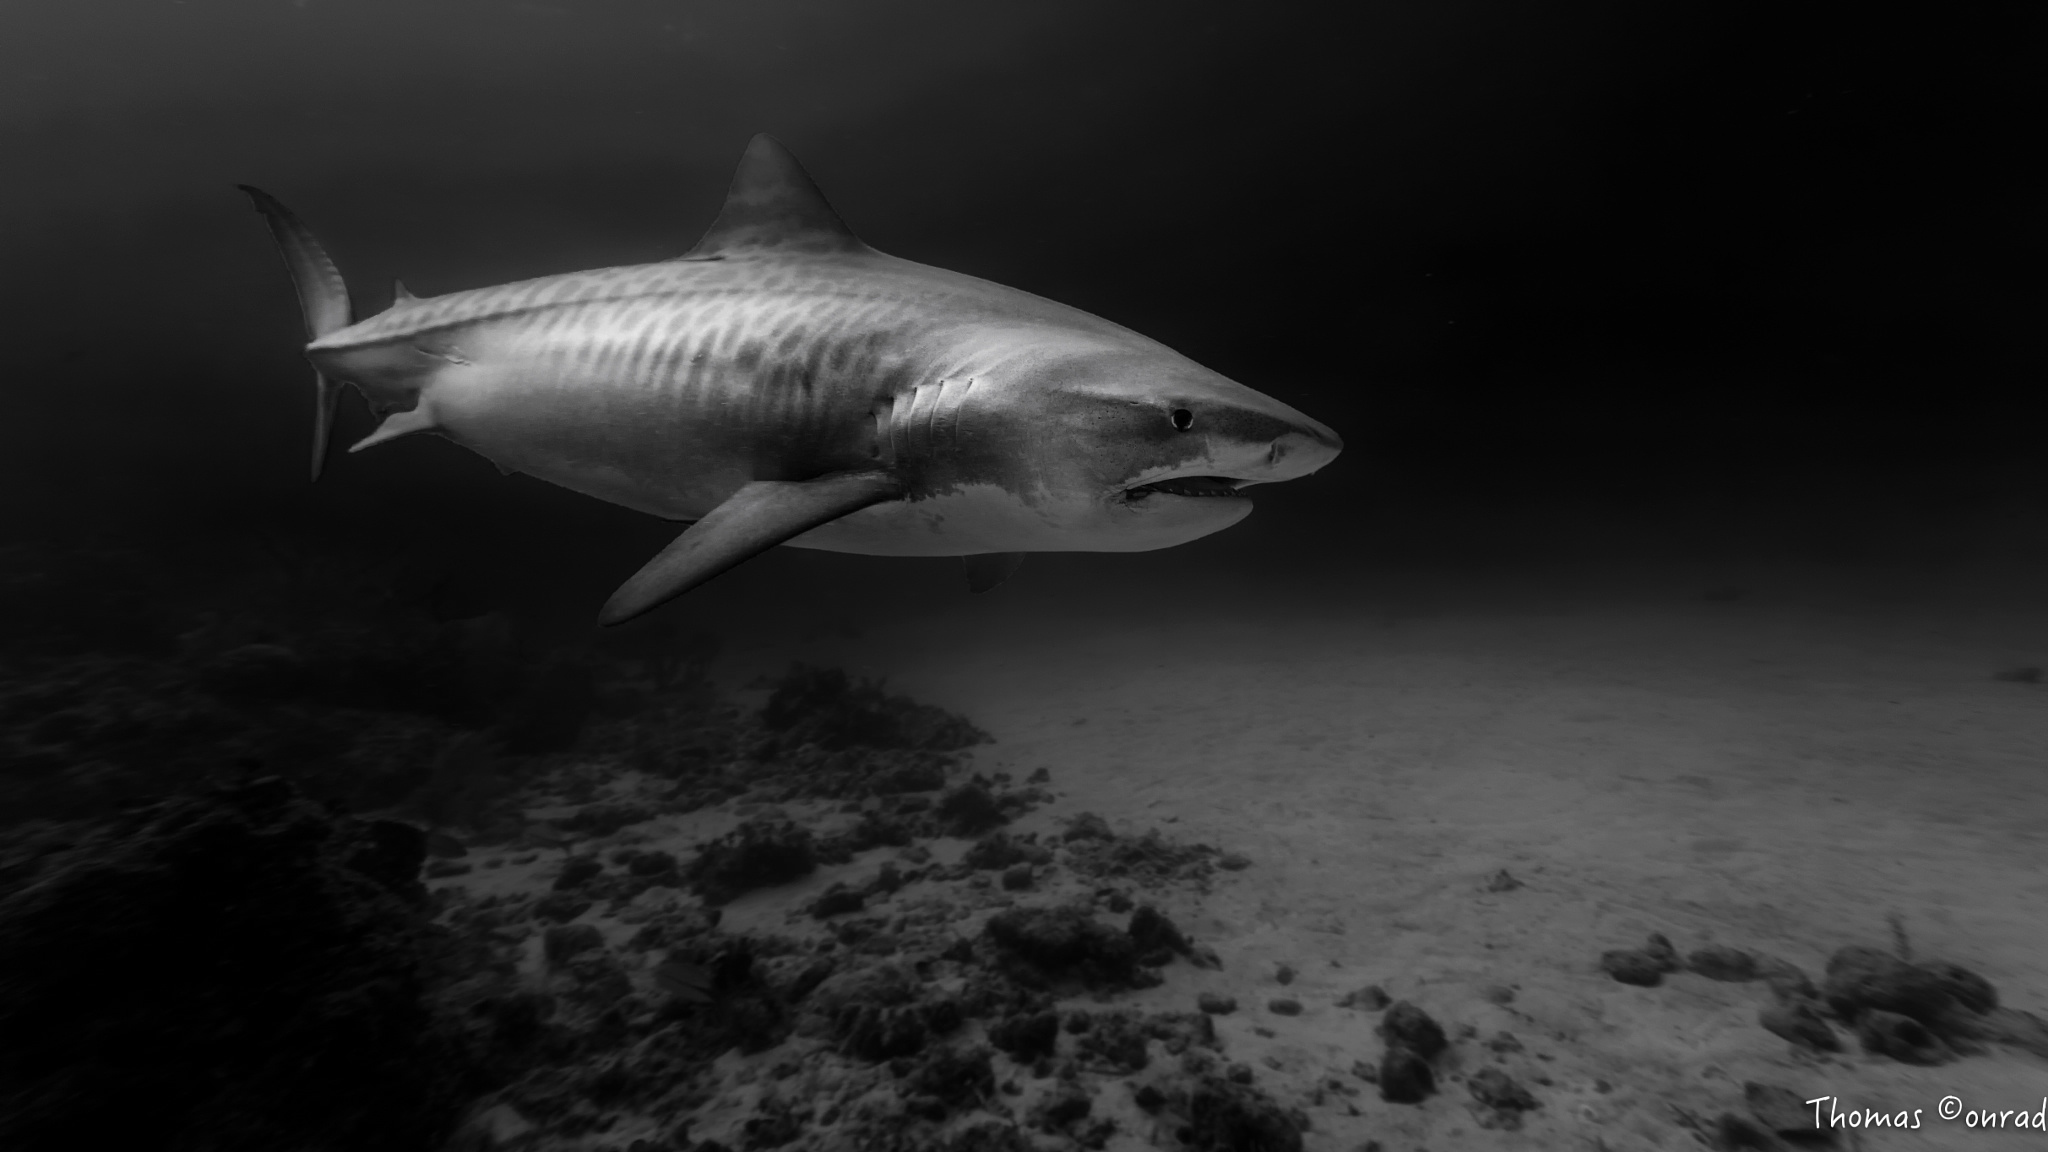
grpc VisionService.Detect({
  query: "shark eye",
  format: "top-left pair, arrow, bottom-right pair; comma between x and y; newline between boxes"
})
1170,407 -> 1194,432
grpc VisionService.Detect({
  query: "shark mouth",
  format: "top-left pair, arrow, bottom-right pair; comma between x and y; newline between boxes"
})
1124,475 -> 1250,500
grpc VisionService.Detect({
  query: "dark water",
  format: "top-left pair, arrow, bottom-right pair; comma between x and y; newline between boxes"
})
4,0 -> 2040,547
3,2 -> 2044,1150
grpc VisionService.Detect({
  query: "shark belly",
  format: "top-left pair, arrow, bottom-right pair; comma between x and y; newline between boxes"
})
424,354 -> 741,521
786,482 -> 1252,555
785,483 -> 1063,555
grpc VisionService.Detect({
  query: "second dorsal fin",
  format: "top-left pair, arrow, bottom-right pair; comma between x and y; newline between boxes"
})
683,134 -> 867,258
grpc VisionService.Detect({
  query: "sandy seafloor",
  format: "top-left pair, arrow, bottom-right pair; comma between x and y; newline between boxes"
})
522,551 -> 2048,1151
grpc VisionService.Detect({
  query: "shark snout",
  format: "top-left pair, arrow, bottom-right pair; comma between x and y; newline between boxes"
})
1177,407 -> 1341,488
1259,417 -> 1342,481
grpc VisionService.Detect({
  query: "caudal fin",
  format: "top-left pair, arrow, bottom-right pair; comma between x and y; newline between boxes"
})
239,185 -> 354,481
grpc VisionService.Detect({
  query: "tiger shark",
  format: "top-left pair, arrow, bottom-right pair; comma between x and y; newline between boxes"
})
243,135 -> 1341,625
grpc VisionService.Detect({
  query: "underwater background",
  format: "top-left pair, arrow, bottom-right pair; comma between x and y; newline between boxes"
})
2,2 -> 2045,1150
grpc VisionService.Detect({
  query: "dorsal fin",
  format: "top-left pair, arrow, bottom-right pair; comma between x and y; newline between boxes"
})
392,279 -> 418,305
683,134 -> 867,258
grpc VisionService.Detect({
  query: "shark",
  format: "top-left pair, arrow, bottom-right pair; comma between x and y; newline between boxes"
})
242,135 -> 1342,625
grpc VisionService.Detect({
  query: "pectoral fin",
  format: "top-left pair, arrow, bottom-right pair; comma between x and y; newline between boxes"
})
599,471 -> 904,625
961,552 -> 1026,593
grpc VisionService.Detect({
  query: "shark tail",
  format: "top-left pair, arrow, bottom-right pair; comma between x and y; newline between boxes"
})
239,185 -> 354,481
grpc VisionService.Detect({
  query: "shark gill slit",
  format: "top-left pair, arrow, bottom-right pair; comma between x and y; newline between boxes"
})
920,379 -> 949,452
888,387 -> 915,463
868,393 -> 892,464
892,389 -> 913,465
936,375 -> 974,451
906,381 -> 939,461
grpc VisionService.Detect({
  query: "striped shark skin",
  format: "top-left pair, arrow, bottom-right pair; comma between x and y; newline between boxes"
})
242,135 -> 1342,624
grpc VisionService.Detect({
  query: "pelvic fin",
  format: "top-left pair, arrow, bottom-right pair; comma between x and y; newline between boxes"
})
349,405 -> 438,453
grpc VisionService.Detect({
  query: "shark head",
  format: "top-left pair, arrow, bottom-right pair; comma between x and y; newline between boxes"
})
936,337 -> 1343,552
